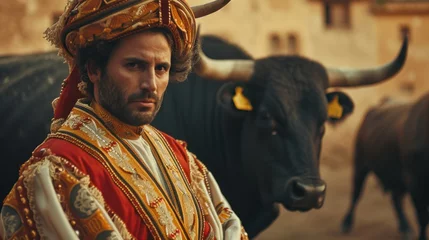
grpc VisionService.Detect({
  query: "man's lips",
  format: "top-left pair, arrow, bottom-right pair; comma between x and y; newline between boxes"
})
129,99 -> 156,108
131,98 -> 155,103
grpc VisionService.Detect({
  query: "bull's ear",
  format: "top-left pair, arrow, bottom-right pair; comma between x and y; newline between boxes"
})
216,82 -> 253,116
326,91 -> 354,123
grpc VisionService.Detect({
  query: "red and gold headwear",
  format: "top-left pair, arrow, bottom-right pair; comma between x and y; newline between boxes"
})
45,0 -> 230,130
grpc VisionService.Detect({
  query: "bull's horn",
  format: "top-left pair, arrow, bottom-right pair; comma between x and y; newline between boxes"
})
192,0 -> 231,18
327,35 -> 408,87
194,43 -> 254,82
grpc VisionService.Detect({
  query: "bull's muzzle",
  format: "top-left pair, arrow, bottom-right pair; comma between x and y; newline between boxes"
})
283,177 -> 326,211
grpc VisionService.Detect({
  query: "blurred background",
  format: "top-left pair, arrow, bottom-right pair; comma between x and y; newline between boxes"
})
0,0 -> 428,239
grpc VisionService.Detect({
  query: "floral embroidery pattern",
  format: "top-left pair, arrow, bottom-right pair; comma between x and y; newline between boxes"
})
64,113 -> 183,239
145,127 -> 196,239
73,186 -> 98,217
130,174 -> 178,238
1,206 -> 23,239
65,114 -> 134,173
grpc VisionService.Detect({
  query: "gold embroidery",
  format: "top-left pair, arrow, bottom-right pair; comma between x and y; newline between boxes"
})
18,157 -> 124,239
81,215 -> 109,236
144,126 -> 203,239
91,101 -> 143,140
49,133 -> 158,238
46,0 -> 196,63
59,157 -> 136,240
204,223 -> 215,240
22,160 -> 51,239
55,101 -> 204,239
1,206 -> 23,239
188,151 -> 211,216
64,112 -> 184,238
74,187 -> 98,216
110,211 -> 134,240
64,113 -> 134,173
241,226 -> 249,240
215,202 -> 233,225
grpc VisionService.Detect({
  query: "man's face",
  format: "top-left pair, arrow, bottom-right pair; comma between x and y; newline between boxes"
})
93,31 -> 172,126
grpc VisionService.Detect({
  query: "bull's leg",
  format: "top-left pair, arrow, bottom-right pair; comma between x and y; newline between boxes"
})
410,189 -> 428,240
391,191 -> 413,240
341,166 -> 370,233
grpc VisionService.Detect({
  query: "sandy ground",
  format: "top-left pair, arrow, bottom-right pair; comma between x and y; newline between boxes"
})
253,165 -> 420,240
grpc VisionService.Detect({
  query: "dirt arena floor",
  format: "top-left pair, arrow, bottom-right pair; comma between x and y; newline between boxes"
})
253,165 -> 419,240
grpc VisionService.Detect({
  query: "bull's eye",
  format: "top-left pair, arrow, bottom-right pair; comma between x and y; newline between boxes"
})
260,111 -> 271,120
256,110 -> 279,135
257,113 -> 274,127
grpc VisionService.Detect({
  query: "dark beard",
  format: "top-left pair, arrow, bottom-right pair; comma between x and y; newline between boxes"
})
98,74 -> 163,126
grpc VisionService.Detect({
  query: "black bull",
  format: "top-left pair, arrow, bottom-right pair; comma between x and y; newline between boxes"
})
0,35 -> 407,237
342,93 -> 429,240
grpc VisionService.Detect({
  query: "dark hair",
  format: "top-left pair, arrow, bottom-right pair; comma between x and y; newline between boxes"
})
76,28 -> 198,97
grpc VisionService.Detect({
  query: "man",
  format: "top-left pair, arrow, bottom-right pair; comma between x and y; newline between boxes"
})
0,0 -> 248,239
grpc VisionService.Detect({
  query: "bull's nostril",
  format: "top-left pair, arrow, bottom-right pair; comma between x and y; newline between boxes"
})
318,196 -> 324,206
283,178 -> 327,210
291,181 -> 306,198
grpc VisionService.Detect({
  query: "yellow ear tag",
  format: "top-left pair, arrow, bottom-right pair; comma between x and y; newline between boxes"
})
328,95 -> 343,119
232,86 -> 253,111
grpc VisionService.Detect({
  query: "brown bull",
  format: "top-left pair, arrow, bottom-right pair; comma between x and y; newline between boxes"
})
342,93 -> 429,240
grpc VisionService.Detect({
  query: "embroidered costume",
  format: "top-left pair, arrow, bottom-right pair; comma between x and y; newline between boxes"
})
0,0 -> 248,239
1,100 -> 246,239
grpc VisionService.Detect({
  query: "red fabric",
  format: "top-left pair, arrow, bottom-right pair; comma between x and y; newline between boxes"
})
36,133 -> 210,239
36,139 -> 152,239
53,66 -> 85,120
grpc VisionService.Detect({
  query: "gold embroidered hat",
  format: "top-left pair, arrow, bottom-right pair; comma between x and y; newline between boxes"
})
45,0 -> 231,125
45,0 -> 230,66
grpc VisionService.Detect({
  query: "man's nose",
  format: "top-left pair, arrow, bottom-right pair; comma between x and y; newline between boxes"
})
140,69 -> 157,92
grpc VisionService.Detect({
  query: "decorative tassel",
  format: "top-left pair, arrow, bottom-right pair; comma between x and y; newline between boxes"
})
53,66 -> 85,120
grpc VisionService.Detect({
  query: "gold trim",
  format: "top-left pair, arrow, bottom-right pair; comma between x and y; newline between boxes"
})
141,132 -> 181,211
52,101 -> 204,239
91,101 -> 143,140
61,0 -> 195,59
50,133 -> 160,238
144,126 -> 204,239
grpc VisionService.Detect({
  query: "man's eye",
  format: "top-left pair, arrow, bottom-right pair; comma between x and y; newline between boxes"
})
125,62 -> 138,69
155,65 -> 168,72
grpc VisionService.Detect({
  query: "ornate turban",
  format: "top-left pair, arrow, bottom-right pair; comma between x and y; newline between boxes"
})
45,0 -> 230,130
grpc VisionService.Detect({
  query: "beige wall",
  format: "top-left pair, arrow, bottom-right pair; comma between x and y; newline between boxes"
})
0,0 -> 66,55
188,0 -> 313,58
189,0 -> 380,66
374,14 -> 429,99
307,1 -> 378,67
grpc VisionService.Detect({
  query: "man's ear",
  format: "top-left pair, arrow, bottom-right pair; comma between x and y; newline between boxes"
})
326,91 -> 354,123
86,60 -> 101,84
216,82 -> 254,117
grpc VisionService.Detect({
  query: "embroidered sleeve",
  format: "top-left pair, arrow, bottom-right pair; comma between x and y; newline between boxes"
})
0,154 -> 132,240
186,150 -> 249,240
